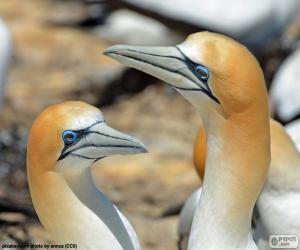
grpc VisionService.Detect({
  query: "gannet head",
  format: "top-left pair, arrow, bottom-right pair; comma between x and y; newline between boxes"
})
104,32 -> 267,119
27,101 -> 147,175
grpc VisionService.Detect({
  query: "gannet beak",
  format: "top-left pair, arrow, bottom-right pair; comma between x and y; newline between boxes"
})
58,121 -> 147,162
103,45 -> 218,102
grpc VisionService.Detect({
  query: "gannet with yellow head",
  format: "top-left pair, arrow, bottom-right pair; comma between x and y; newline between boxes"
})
104,32 -> 271,249
27,101 -> 147,250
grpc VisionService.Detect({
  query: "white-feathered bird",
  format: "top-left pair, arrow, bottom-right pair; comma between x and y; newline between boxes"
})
254,120 -> 300,249
105,31 -> 271,250
27,101 -> 147,250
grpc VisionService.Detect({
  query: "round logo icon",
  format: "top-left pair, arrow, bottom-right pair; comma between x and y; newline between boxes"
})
271,237 -> 279,247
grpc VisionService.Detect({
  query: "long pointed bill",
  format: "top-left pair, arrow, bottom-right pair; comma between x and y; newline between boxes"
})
58,121 -> 147,162
103,45 -> 217,103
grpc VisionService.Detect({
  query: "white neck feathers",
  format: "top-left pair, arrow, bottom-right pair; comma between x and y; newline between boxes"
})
28,165 -> 138,250
188,112 -> 269,250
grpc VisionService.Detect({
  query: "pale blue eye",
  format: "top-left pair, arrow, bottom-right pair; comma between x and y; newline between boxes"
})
62,130 -> 78,145
195,65 -> 209,81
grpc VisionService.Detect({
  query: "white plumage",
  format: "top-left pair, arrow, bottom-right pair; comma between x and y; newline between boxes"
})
120,0 -> 300,46
270,49 -> 300,123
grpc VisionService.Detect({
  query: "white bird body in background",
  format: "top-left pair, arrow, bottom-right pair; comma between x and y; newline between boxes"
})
94,9 -> 183,46
178,187 -> 202,250
0,18 -> 11,105
117,0 -> 300,47
270,48 -> 300,124
255,120 -> 300,250
27,101 -> 146,250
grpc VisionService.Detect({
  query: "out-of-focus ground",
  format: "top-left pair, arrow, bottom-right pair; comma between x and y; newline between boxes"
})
0,1 -> 202,249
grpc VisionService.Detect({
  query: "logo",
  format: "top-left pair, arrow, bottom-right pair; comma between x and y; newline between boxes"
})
269,235 -> 299,249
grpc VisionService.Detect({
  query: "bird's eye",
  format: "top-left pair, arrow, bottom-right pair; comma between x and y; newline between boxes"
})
195,65 -> 209,82
62,130 -> 78,145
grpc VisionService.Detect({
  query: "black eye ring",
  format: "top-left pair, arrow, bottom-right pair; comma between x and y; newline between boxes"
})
195,65 -> 209,82
62,130 -> 78,145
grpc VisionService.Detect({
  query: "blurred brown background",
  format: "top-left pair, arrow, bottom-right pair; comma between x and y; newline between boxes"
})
0,1 -> 299,249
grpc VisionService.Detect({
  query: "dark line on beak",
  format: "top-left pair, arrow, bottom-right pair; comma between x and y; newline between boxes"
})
176,46 -> 219,104
85,131 -> 134,143
85,120 -> 105,131
107,51 -> 201,89
175,46 -> 192,62
108,50 -> 219,103
58,144 -> 145,161
69,153 -> 105,162
124,48 -> 186,63
93,157 -> 105,163
77,143 -> 145,151
58,120 -> 105,161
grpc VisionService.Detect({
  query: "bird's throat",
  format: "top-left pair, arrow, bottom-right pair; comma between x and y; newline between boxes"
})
189,111 -> 270,249
62,166 -> 137,250
28,164 -> 137,250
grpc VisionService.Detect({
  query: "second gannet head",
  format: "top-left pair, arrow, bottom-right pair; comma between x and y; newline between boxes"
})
27,101 -> 147,179
104,32 -> 268,121
27,101 -> 146,249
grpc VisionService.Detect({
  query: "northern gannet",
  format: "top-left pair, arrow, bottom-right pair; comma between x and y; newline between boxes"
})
104,32 -> 271,249
0,18 -> 11,105
269,48 -> 300,125
27,101 -> 147,250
